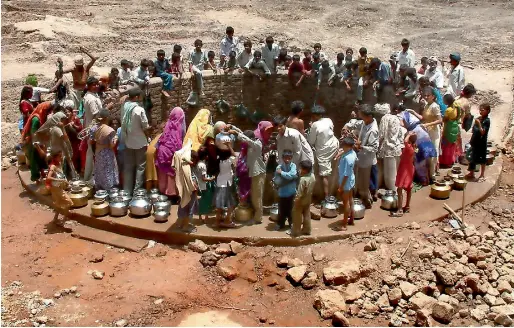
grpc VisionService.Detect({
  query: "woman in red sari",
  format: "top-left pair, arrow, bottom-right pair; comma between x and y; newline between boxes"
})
19,86 -> 34,133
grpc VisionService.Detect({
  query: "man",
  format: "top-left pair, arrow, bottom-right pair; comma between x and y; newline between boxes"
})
355,105 -> 379,209
120,59 -> 132,85
244,50 -> 271,77
121,87 -> 151,193
357,47 -> 373,103
154,50 -> 173,96
188,39 -> 208,95
317,60 -> 335,89
62,47 -> 98,110
274,115 -> 314,167
307,105 -> 339,201
425,56 -> 444,90
82,77 -> 102,182
369,57 -> 393,103
444,52 -> 465,97
261,36 -> 280,73
377,104 -> 403,192
237,39 -> 253,71
286,100 -> 305,135
220,26 -> 240,60
397,38 -> 416,70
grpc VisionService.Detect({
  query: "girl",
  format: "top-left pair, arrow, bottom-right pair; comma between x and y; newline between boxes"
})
214,143 -> 237,228
393,132 -> 417,217
89,110 -> 118,190
466,103 -> 491,182
156,107 -> 186,201
236,140 -> 251,203
46,151 -> 73,224
19,86 -> 34,134
195,147 -> 215,223
174,141 -> 198,233
439,94 -> 460,167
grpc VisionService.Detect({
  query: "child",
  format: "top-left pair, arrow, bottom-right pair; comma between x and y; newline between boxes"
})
393,132 -> 417,217
318,60 -> 335,89
170,52 -> 183,78
206,50 -> 217,72
343,61 -> 359,91
223,50 -> 239,74
344,48 -> 354,66
290,160 -> 315,237
337,137 -> 357,231
333,53 -> 346,82
46,151 -> 73,224
277,48 -> 288,69
288,54 -> 305,87
284,55 -> 292,70
418,56 -> 428,75
131,59 -> 150,87
313,43 -> 326,61
178,150 -> 199,232
49,69 -> 67,102
195,147 -> 215,222
311,53 -> 322,77
99,68 -> 120,91
215,143 -> 237,228
273,150 -> 298,232
188,39 -> 208,95
302,50 -> 313,76
154,49 -> 173,95
120,59 -> 132,85
466,103 -> 491,182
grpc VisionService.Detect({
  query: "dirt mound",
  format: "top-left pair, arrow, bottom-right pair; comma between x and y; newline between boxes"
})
472,90 -> 504,108
1,122 -> 20,155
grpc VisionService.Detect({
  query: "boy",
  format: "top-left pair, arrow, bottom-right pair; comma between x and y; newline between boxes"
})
288,54 -> 305,87
273,150 -> 298,232
313,43 -> 326,61
357,47 -> 373,102
224,50 -> 239,74
99,68 -> 120,91
318,59 -> 335,89
337,137 -> 357,231
261,36 -> 280,73
170,52 -> 183,78
343,61 -> 358,91
311,53 -> 322,77
120,59 -> 132,85
188,39 -> 208,95
237,39 -> 253,72
333,53 -> 346,83
245,50 -> 271,79
154,49 -> 173,95
302,50 -> 313,76
344,48 -> 354,66
131,59 -> 150,87
418,56 -> 428,75
397,38 -> 416,69
206,50 -> 217,72
290,160 -> 315,237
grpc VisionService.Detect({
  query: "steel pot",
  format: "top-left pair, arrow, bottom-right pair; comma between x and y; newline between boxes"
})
322,196 -> 339,218
380,190 -> 398,210
118,190 -> 132,204
235,202 -> 253,222
453,174 -> 468,190
69,185 -> 88,208
91,200 -> 109,217
16,149 -> 27,165
94,190 -> 109,202
269,203 -> 279,222
148,188 -> 161,204
82,183 -> 94,199
486,153 -> 495,166
109,187 -> 119,200
129,196 -> 152,217
70,179 -> 86,189
109,196 -> 128,217
430,181 -> 452,200
153,195 -> 171,212
153,210 -> 170,223
134,188 -> 147,197
353,199 -> 366,219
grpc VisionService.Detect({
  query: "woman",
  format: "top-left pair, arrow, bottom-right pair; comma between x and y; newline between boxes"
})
145,125 -> 163,191
64,104 -> 83,175
254,120 -> 275,206
156,107 -> 186,199
439,94 -> 461,167
406,87 -> 442,182
455,84 -> 476,162
236,141 -> 251,203
21,101 -> 55,182
183,108 -> 213,151
89,110 -> 118,191
19,86 -> 34,134
395,104 -> 437,186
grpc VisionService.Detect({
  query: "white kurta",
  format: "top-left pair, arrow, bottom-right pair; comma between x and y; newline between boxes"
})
307,118 -> 339,176
446,65 -> 465,97
276,127 -> 314,167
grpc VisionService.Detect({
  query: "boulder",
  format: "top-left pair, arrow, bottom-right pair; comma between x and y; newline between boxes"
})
229,241 -> 243,254
470,308 -> 486,321
188,239 -> 209,253
410,292 -> 437,310
217,263 -> 239,280
389,313 -> 403,327
434,267 -> 455,285
431,302 -> 454,324
287,265 -> 307,284
376,293 -> 390,308
363,240 -> 377,252
287,258 -> 305,268
498,280 -> 513,294
332,311 -> 350,327
388,288 -> 402,305
495,313 -> 513,327
383,275 -> 396,286
276,255 -> 291,268
399,281 -> 419,299
301,272 -> 318,289
342,283 -> 364,302
200,251 -> 221,267
313,289 -> 347,319
415,308 -> 432,326
215,243 -> 233,255
490,304 -> 514,317
323,259 -> 361,286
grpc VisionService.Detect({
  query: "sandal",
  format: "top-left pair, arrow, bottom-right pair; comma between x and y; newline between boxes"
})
403,207 -> 410,213
182,225 -> 198,233
477,177 -> 486,183
391,211 -> 404,218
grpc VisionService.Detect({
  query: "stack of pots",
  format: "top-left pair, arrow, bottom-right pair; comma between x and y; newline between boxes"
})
109,190 -> 131,217
152,195 -> 171,223
129,189 -> 152,218
91,190 -> 109,217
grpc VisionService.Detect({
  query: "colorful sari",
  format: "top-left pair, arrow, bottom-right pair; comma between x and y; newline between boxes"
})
398,111 -> 437,185
183,108 -> 212,151
439,105 -> 461,167
236,143 -> 251,202
91,124 -> 118,190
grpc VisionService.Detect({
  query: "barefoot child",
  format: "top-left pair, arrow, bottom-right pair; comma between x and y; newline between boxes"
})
466,103 -> 491,182
46,151 -> 73,224
273,150 -> 298,232
337,137 -> 357,230
195,147 -> 215,222
290,160 -> 315,237
178,150 -> 199,232
394,132 -> 417,217
215,143 -> 237,228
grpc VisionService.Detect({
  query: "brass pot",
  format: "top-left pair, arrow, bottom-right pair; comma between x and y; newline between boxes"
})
453,175 -> 468,190
235,203 -> 253,222
16,150 -> 27,165
69,186 -> 88,208
487,146 -> 498,157
82,183 -> 94,199
446,166 -> 462,180
91,200 -> 109,217
486,153 -> 495,166
443,176 -> 454,189
430,181 -> 452,200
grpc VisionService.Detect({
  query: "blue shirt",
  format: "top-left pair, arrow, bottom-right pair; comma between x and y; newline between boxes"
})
375,62 -> 392,86
116,127 -> 126,151
338,149 -> 357,191
274,162 -> 297,198
154,58 -> 171,77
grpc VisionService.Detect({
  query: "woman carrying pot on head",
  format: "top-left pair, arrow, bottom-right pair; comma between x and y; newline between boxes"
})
155,107 -> 186,203
89,109 -> 119,191
183,108 -> 213,151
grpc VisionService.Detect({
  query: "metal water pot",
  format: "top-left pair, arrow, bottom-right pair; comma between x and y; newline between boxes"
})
352,199 -> 366,219
446,166 -> 462,180
153,195 -> 171,213
430,181 -> 452,200
453,174 -> 468,190
153,210 -> 170,223
94,190 -> 109,202
118,190 -> 132,204
134,188 -> 147,197
148,188 -> 161,204
109,196 -> 128,217
269,203 -> 279,222
321,196 -> 339,218
129,195 -> 152,217
380,190 -> 398,210
108,187 -> 119,200
69,185 -> 88,208
235,202 -> 253,222
91,200 -> 109,217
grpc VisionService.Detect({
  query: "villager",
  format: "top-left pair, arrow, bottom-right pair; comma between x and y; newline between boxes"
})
397,67 -> 419,109
307,105 -> 339,201
220,26 -> 240,60
223,51 -> 239,74
357,47 -> 373,103
119,59 -> 132,85
369,57 -> 393,103
245,50 -> 272,78
274,115 -> 314,167
237,39 -> 253,71
206,51 -> 217,72
439,94 -> 461,168
332,53 -> 346,84
90,109 -> 118,191
145,129 -> 161,192
235,133 -> 252,203
174,141 -> 198,232
64,102 -> 83,175
290,160 -> 315,237
286,100 -> 305,135
313,42 -> 327,61
62,47 -> 98,109
288,54 -> 305,87
397,38 -> 416,69
274,149 -> 298,232
317,60 -> 335,89
214,142 -> 237,228
302,50 -> 313,76
261,36 -> 280,73
377,104 -> 403,191
170,52 -> 183,78
19,85 -> 34,134
183,108 -> 213,151
444,52 -> 465,97
82,77 -> 102,182
195,148 -> 215,223
131,59 -> 150,87
156,107 -> 186,200
46,151 -> 73,224
425,56 -> 444,90
418,56 -> 428,75
466,103 -> 491,182
154,49 -> 173,95
50,68 -> 67,102
393,132 -> 417,217
343,61 -> 358,91
99,68 -> 120,91
337,137 -> 357,230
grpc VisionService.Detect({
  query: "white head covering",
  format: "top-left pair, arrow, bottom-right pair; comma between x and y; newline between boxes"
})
74,55 -> 84,66
428,56 -> 438,66
60,99 -> 75,110
213,121 -> 226,134
29,89 -> 41,103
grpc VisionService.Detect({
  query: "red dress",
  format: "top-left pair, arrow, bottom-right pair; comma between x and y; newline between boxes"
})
395,142 -> 415,190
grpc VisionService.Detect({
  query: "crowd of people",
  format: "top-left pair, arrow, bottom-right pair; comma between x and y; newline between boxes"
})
17,27 -> 493,235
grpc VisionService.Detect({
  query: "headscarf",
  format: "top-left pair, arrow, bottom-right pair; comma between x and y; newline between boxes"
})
35,111 -> 67,138
254,121 -> 273,145
21,101 -> 53,141
183,108 -> 212,151
213,121 -> 226,134
121,101 -> 138,133
156,107 -> 186,176
60,99 -> 75,110
25,74 -> 38,87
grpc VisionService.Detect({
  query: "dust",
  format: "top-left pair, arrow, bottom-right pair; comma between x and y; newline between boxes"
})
177,311 -> 242,327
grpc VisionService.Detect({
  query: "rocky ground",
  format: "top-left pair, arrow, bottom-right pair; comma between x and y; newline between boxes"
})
1,145 -> 513,326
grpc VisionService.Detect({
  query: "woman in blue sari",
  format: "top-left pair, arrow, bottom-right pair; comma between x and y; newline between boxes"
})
394,104 -> 437,186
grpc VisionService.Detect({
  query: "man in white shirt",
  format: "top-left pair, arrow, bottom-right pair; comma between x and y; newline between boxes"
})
444,52 -> 465,97
425,57 -> 444,89
355,105 -> 379,209
274,115 -> 314,167
377,105 -> 403,192
397,38 -> 416,70
121,87 -> 151,193
220,26 -> 240,60
120,59 -> 132,85
307,105 -> 339,201
82,77 -> 103,182
237,39 -> 253,71
261,36 -> 280,73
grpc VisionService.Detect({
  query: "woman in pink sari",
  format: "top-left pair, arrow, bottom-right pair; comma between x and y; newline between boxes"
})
156,107 -> 186,201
